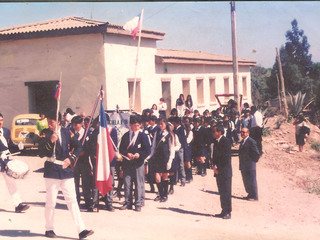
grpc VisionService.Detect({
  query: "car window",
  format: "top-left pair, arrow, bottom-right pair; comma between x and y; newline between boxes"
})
15,118 -> 37,126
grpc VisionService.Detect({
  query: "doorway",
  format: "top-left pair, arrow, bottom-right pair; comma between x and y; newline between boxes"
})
25,81 -> 58,115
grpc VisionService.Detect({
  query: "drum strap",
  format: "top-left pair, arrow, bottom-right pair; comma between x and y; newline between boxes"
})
46,157 -> 64,166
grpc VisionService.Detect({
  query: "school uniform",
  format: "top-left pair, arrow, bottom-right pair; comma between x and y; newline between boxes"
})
0,127 -> 23,208
38,127 -> 87,234
173,125 -> 187,185
119,130 -> 151,209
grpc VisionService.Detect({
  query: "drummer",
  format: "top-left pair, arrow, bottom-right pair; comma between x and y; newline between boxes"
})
0,113 -> 29,213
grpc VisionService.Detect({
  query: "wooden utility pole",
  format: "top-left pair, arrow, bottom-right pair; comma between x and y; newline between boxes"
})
276,74 -> 282,112
276,48 -> 288,118
231,1 -> 240,112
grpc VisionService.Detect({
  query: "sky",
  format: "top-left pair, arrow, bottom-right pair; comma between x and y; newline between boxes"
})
0,1 -> 319,68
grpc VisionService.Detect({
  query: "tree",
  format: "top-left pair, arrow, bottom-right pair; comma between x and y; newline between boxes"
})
267,19 -> 313,99
250,65 -> 271,106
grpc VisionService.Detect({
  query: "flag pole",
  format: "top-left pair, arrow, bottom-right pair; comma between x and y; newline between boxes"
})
53,72 -> 62,158
131,9 -> 144,112
73,86 -> 103,169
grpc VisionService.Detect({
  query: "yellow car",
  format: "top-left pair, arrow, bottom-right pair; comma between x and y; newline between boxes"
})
11,114 -> 41,150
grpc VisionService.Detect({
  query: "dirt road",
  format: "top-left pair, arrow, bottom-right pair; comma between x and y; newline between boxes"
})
1,150 -> 320,240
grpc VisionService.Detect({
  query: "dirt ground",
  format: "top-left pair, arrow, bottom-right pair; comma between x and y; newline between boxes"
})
1,116 -> 320,240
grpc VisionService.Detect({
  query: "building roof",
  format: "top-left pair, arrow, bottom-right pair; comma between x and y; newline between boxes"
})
0,16 -> 165,41
156,49 -> 256,66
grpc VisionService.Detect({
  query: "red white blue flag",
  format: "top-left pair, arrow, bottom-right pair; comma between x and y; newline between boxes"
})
54,82 -> 61,99
123,13 -> 141,40
96,99 -> 115,196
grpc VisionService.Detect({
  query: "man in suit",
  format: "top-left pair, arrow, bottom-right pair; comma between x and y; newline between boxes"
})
239,127 -> 260,201
38,111 -> 93,239
0,113 -> 29,213
212,124 -> 232,219
119,115 -> 151,212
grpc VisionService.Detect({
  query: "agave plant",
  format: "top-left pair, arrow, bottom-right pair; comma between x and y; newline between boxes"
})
287,91 -> 314,116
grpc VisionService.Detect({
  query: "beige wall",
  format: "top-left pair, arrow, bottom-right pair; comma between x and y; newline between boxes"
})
155,64 -> 252,113
0,33 -> 106,127
104,34 -> 159,112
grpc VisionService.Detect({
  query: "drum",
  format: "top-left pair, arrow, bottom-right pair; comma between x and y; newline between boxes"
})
6,159 -> 29,179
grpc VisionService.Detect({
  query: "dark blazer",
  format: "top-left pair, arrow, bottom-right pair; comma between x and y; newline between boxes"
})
119,130 -> 151,168
192,126 -> 207,157
174,125 -> 187,150
0,127 -> 19,153
38,127 -> 82,179
212,136 -> 232,178
238,137 -> 260,171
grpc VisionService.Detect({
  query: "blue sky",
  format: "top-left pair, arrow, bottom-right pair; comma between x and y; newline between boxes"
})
0,1 -> 319,68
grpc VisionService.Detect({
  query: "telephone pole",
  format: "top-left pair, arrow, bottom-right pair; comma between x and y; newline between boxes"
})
276,48 -> 289,118
231,1 -> 240,112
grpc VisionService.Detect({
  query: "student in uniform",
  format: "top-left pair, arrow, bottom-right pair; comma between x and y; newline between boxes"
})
192,117 -> 207,177
119,115 -> 151,212
38,111 -> 93,239
146,118 -> 175,202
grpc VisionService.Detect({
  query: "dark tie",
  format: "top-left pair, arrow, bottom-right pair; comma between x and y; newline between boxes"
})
75,132 -> 79,139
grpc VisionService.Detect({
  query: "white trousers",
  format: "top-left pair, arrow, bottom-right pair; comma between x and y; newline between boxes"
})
1,172 -> 22,207
45,178 -> 86,233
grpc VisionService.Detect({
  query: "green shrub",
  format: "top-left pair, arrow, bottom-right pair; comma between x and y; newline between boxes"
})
311,142 -> 320,152
262,127 -> 271,137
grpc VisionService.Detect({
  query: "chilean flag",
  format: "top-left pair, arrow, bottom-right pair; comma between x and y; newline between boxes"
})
123,14 -> 141,40
96,99 -> 115,197
54,82 -> 61,99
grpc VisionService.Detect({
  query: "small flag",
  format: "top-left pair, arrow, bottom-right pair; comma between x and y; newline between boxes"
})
123,14 -> 141,40
54,82 -> 60,99
96,99 -> 115,197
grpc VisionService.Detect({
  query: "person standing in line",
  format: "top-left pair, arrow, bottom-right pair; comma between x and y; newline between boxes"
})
70,115 -> 89,207
0,113 -> 29,213
176,94 -> 185,118
182,121 -> 193,183
192,117 -> 207,176
171,117 -> 187,186
249,106 -> 263,155
119,115 -> 151,212
147,118 -> 175,202
158,98 -> 167,119
238,128 -> 260,201
212,125 -> 232,220
38,111 -> 93,239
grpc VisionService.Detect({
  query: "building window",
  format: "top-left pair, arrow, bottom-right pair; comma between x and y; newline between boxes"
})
197,78 -> 204,106
242,77 -> 247,97
209,78 -> 216,103
182,79 -> 190,98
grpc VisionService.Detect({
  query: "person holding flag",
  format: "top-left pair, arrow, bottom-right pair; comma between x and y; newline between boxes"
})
38,80 -> 93,239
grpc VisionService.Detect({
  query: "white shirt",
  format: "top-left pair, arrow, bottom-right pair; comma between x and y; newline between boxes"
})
251,111 -> 263,128
158,102 -> 167,111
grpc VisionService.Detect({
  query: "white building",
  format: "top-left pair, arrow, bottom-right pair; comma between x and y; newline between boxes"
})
0,16 -> 256,125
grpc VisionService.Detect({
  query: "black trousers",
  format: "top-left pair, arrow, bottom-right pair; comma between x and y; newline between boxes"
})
241,170 -> 258,199
216,175 -> 232,214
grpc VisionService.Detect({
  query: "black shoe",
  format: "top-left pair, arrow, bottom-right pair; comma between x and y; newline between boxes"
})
119,204 -> 132,210
87,207 -> 94,212
160,197 -> 168,202
214,212 -> 225,218
134,206 -> 141,212
15,203 -> 30,213
154,196 -> 161,201
222,213 -> 231,219
106,205 -> 115,212
201,172 -> 207,177
79,229 -> 94,239
45,230 -> 57,238
168,189 -> 174,195
180,182 -> 185,187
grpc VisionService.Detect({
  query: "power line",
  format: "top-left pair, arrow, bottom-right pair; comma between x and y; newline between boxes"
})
144,3 -> 177,22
